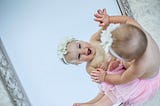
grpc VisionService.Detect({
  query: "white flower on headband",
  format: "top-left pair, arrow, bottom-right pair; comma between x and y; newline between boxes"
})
101,24 -> 120,53
57,36 -> 76,64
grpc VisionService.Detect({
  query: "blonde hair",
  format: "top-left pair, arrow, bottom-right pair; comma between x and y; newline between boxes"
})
63,40 -> 79,65
57,36 -> 77,64
111,24 -> 147,60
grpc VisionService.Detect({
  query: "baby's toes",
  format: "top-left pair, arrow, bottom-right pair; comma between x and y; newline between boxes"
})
73,103 -> 81,106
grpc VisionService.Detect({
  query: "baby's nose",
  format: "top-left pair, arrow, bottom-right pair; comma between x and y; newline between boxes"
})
80,48 -> 87,55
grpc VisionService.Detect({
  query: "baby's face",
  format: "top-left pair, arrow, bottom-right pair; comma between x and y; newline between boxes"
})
65,40 -> 96,64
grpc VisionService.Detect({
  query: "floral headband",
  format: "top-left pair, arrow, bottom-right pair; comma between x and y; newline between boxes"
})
101,24 -> 122,60
57,36 -> 76,64
101,28 -> 113,53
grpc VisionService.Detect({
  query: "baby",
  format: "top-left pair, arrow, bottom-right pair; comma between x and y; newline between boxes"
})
57,27 -> 113,74
57,8 -> 160,106
89,8 -> 160,106
57,19 -> 122,106
91,8 -> 160,84
57,28 -> 122,106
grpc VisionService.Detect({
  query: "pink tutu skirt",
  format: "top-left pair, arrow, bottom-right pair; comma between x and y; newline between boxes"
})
100,65 -> 160,105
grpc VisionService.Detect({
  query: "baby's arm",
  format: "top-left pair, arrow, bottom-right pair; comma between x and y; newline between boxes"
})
94,8 -> 142,29
105,65 -> 146,84
90,60 -> 120,83
89,28 -> 104,44
91,64 -> 146,84
84,92 -> 105,104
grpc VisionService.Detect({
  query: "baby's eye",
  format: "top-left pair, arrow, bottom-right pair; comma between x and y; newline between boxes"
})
78,54 -> 81,60
78,44 -> 81,49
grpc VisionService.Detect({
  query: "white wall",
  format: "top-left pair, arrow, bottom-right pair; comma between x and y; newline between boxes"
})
0,0 -> 120,106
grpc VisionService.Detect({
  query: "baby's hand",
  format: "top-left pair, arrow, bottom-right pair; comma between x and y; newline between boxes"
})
94,8 -> 110,28
108,60 -> 120,71
90,68 -> 106,83
98,62 -> 109,71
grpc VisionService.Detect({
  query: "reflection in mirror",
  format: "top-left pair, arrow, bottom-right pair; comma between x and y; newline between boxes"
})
0,1 -> 121,105
3,0 -> 160,106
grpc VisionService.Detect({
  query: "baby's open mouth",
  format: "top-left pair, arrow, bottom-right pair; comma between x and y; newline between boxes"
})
87,48 -> 92,55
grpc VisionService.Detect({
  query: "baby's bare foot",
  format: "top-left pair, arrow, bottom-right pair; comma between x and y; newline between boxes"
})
73,103 -> 93,106
73,103 -> 83,106
80,103 -> 93,106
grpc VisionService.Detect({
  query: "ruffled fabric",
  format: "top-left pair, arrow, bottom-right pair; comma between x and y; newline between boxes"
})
101,24 -> 120,53
99,65 -> 160,106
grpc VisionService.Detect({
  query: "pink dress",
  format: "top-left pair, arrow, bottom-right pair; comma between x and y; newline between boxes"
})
100,64 -> 160,105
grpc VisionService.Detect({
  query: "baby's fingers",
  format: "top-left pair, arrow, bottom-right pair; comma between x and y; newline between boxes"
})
92,79 -> 100,83
90,71 -> 99,76
94,17 -> 103,22
99,22 -> 105,27
91,75 -> 99,79
94,13 -> 103,18
102,8 -> 107,15
99,65 -> 104,69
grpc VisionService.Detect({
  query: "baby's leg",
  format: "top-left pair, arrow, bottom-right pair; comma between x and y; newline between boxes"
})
93,95 -> 113,106
76,95 -> 113,106
73,103 -> 92,106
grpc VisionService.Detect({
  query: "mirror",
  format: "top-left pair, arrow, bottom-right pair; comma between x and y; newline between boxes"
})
0,0 -> 121,106
1,0 -> 160,106
0,0 -> 160,106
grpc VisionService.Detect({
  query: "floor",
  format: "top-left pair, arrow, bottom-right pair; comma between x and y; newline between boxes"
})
128,0 -> 160,105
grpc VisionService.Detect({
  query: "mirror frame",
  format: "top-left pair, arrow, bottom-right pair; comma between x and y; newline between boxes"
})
0,38 -> 31,105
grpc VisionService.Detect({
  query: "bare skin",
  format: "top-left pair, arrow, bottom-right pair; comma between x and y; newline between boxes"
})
72,10 -> 122,106
74,8 -> 160,106
66,14 -> 120,106
73,60 -> 121,106
91,8 -> 160,84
